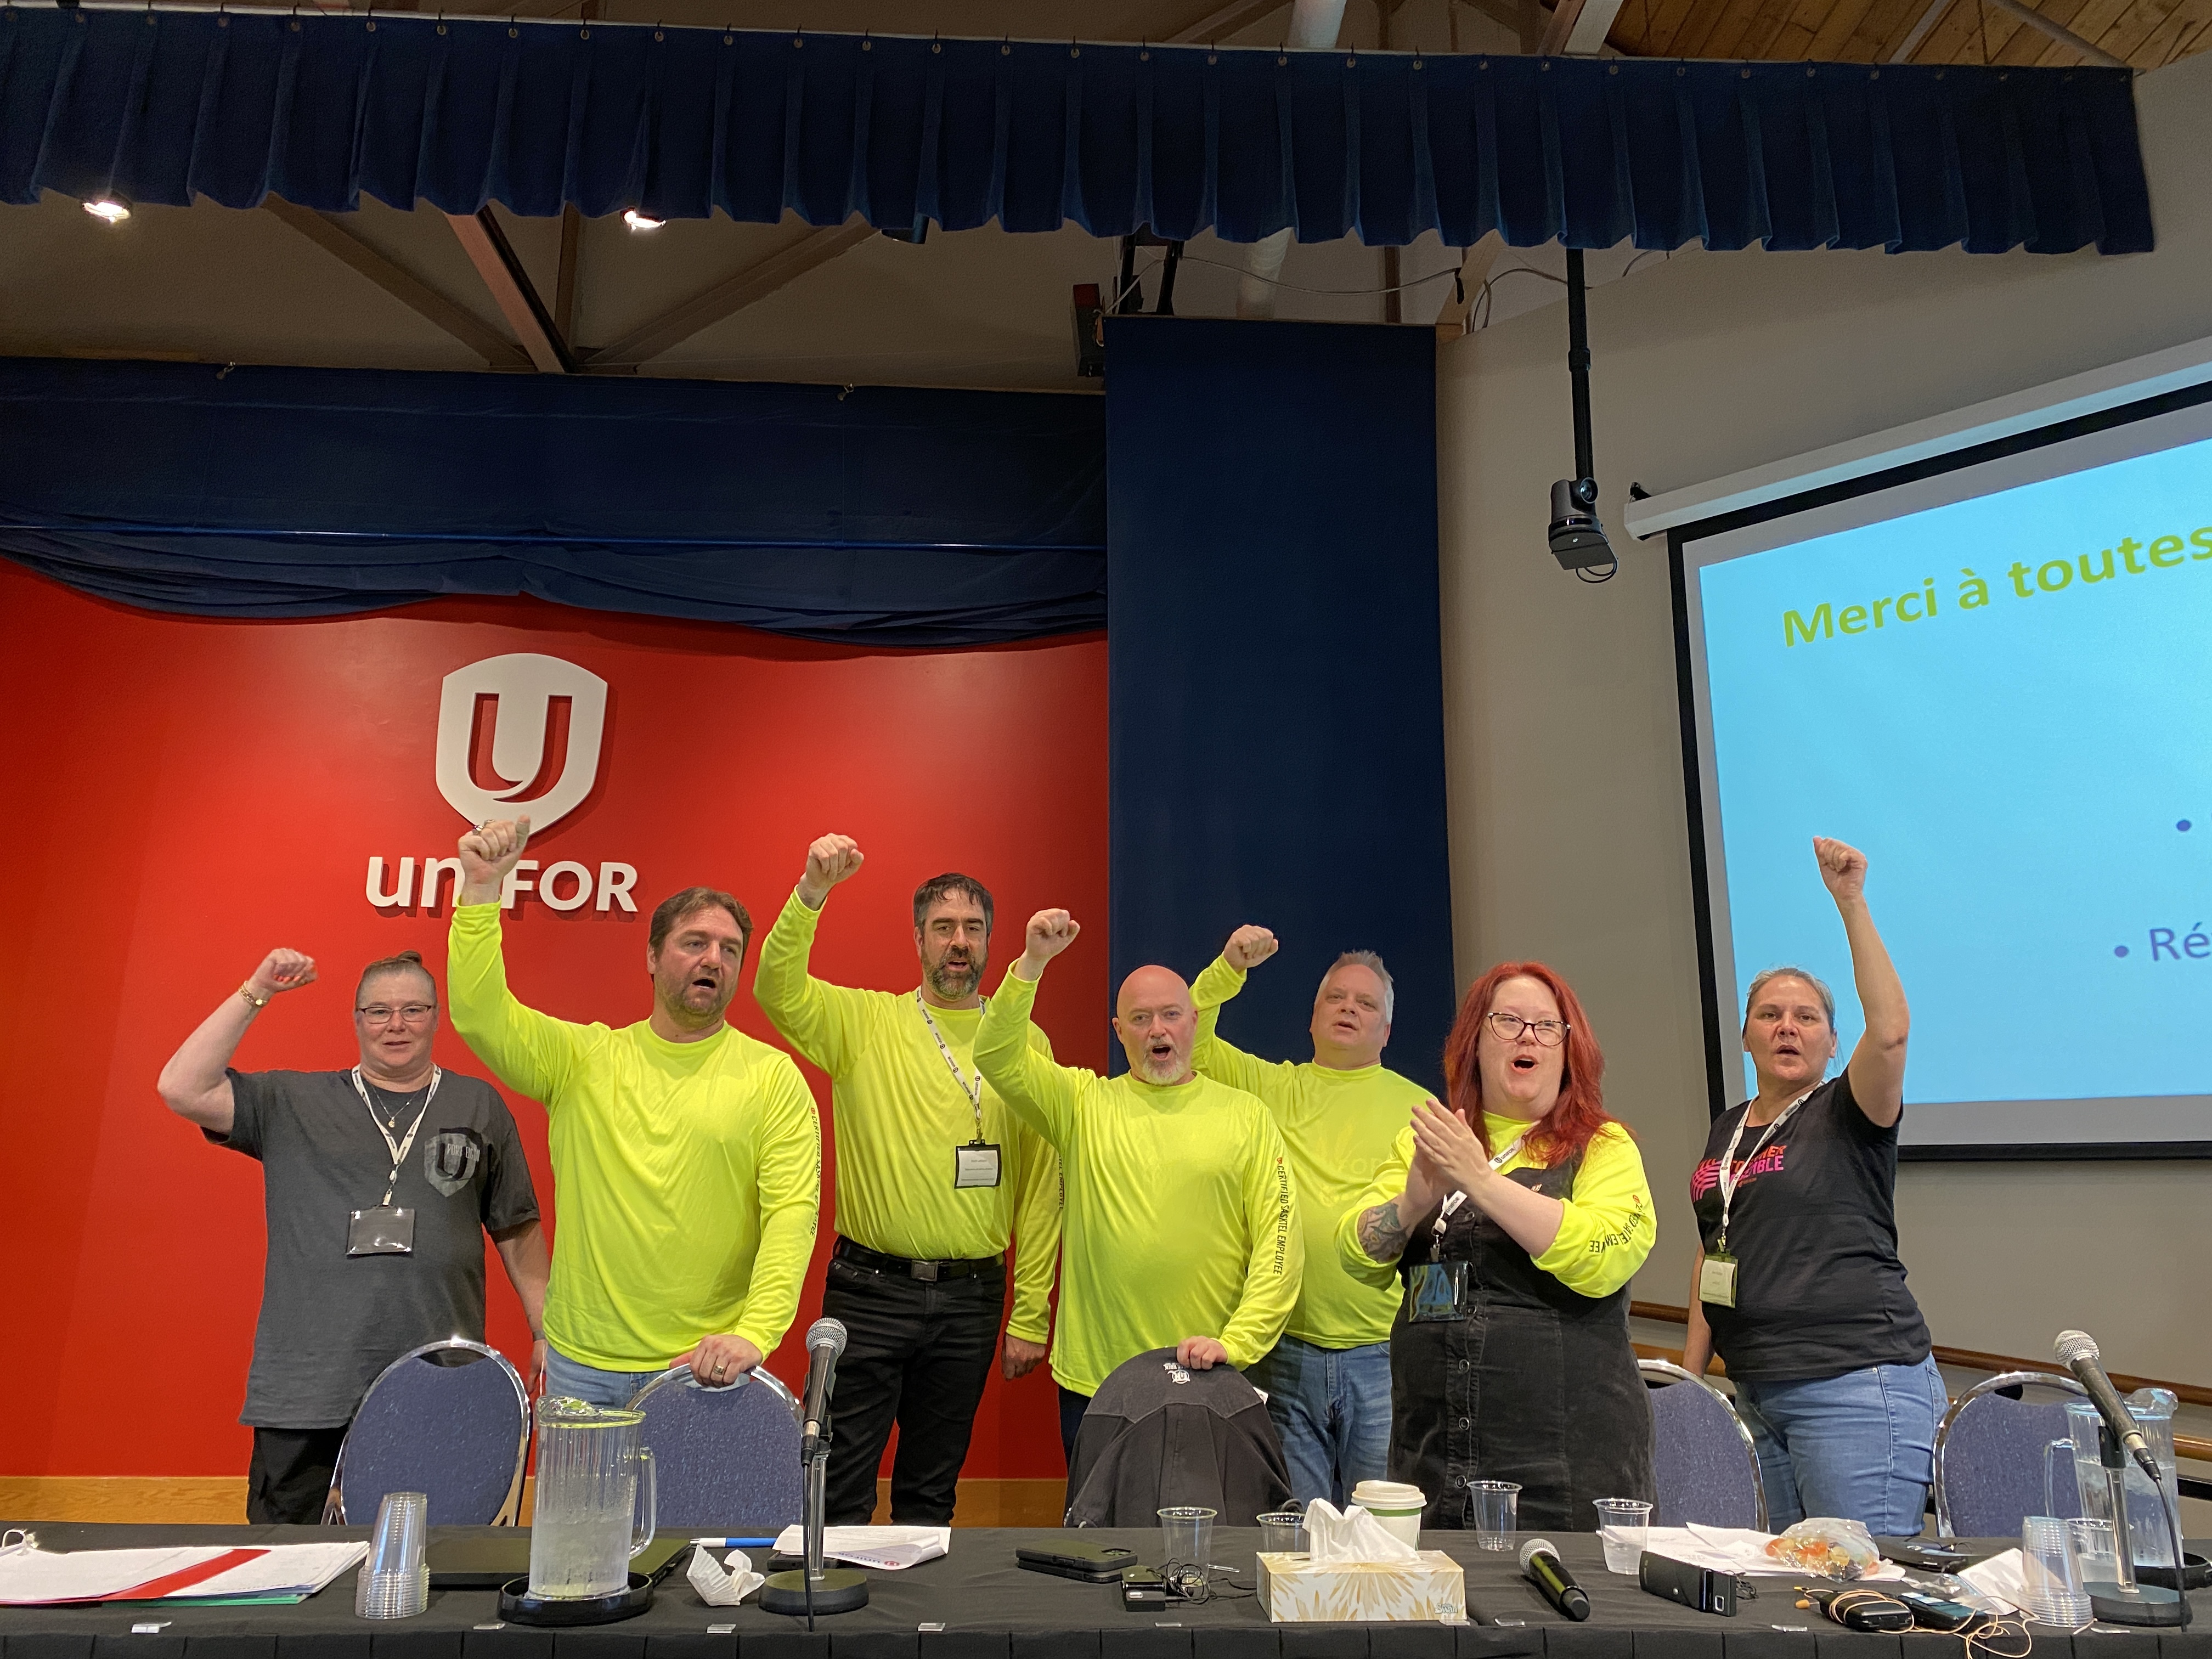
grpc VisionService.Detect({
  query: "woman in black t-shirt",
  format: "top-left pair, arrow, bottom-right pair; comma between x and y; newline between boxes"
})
1681,837 -> 1945,1537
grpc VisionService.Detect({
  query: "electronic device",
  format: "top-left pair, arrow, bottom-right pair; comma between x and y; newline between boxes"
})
1803,1586 -> 1914,1633
1878,1539 -> 1971,1571
1121,1566 -> 1171,1609
799,1317 -> 848,1460
1013,1541 -> 1141,1584
1519,1538 -> 1591,1621
1638,1551 -> 1739,1616
1892,1585 -> 1987,1632
2056,1330 -> 2161,1480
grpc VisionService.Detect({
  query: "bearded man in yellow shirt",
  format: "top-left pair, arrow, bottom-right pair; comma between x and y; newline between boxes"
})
1189,923 -> 1430,1506
754,833 -> 1060,1526
448,817 -> 821,1409
975,909 -> 1302,1460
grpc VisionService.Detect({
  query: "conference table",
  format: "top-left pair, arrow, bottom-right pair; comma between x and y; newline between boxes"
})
3,1527 -> 2207,1659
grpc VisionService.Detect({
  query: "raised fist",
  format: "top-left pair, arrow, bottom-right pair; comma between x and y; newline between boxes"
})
798,833 -> 865,907
247,948 -> 318,1000
1813,836 -> 1867,904
1224,924 -> 1278,972
459,817 -> 532,885
1019,909 -> 1082,973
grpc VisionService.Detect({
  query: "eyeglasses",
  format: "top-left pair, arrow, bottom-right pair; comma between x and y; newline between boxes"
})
1484,1011 -> 1569,1046
357,1003 -> 437,1025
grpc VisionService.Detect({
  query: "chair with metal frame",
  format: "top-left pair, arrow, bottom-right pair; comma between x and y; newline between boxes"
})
1640,1358 -> 1768,1529
632,1363 -> 805,1533
1933,1369 -> 2088,1539
323,1336 -> 530,1525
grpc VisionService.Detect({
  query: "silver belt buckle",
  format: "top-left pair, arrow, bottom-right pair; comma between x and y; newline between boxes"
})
911,1260 -> 941,1282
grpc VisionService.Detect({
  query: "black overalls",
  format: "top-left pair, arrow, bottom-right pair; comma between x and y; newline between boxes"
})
1389,1150 -> 1656,1532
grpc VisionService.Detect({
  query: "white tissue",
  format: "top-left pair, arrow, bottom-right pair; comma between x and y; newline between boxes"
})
1958,1549 -> 2027,1614
1301,1499 -> 1419,1564
687,1547 -> 765,1606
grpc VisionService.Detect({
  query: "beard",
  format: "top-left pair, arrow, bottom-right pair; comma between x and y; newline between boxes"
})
1137,1048 -> 1188,1084
658,974 -> 735,1025
925,949 -> 985,1002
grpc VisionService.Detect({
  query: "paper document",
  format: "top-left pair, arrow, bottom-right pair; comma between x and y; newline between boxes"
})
0,1542 -> 369,1605
769,1526 -> 950,1571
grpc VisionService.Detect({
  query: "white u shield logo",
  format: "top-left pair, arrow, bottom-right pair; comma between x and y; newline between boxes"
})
435,653 -> 608,832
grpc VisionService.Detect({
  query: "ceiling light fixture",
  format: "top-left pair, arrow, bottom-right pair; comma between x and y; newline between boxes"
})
623,208 -> 663,232
83,196 -> 132,224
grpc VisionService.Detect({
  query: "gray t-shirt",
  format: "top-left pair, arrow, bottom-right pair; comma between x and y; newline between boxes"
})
213,1068 -> 540,1427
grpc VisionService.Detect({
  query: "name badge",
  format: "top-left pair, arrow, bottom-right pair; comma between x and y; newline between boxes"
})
1698,1251 -> 1739,1308
348,1205 -> 416,1257
953,1143 -> 1002,1189
1406,1260 -> 1469,1323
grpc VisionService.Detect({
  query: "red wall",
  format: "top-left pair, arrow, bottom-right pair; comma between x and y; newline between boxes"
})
0,563 -> 1107,1481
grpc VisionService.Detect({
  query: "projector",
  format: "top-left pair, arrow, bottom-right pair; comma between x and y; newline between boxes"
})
1548,477 -> 1616,571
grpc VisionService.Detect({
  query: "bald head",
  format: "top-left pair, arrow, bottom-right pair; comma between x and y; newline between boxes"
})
1114,964 -> 1197,1086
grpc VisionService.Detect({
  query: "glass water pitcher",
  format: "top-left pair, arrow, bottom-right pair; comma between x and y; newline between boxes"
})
527,1397 -> 658,1599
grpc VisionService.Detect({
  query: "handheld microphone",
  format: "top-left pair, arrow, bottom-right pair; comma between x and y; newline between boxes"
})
1519,1538 -> 1591,1621
2055,1329 -> 2160,1481
800,1318 -> 848,1459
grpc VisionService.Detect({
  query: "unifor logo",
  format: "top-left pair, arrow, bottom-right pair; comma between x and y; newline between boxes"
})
435,653 -> 608,833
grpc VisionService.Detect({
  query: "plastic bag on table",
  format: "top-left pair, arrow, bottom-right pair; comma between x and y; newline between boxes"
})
1763,1519 -> 1881,1580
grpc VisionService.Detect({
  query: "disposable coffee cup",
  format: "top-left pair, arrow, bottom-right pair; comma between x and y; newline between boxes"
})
1350,1480 -> 1427,1548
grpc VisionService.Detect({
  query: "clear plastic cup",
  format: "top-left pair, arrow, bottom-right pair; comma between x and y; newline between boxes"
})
1595,1498 -> 1653,1574
1158,1506 -> 1218,1567
1466,1480 -> 1520,1550
1257,1510 -> 1306,1555
354,1491 -> 429,1620
2021,1515 -> 2092,1626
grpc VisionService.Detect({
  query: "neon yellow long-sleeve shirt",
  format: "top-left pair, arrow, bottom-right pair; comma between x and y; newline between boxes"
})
752,888 -> 1062,1344
1338,1113 -> 1655,1300
448,904 -> 821,1370
974,967 -> 1302,1396
1190,955 -> 1431,1348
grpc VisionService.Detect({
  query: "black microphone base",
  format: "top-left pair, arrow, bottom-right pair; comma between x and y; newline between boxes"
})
2086,1582 -> 2185,1627
761,1568 -> 869,1616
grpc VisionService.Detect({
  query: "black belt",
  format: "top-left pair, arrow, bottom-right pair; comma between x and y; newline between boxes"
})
833,1236 -> 1003,1283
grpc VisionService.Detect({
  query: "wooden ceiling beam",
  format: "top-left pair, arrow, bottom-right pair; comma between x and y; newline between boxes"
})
584,221 -> 878,369
447,208 -> 575,374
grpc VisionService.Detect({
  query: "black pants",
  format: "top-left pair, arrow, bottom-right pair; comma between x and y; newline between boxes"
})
1058,1386 -> 1091,1464
247,1425 -> 348,1523
819,1246 -> 1005,1526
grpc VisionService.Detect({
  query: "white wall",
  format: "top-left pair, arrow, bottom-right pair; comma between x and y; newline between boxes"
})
1435,48 -> 2212,1430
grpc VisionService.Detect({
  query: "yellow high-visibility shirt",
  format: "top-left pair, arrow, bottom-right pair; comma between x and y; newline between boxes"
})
974,968 -> 1303,1396
752,888 -> 1063,1344
1338,1111 -> 1655,1299
448,904 -> 821,1370
1191,955 -> 1432,1349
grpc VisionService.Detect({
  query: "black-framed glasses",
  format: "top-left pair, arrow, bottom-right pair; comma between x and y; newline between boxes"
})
1484,1011 -> 1569,1046
357,1002 -> 438,1025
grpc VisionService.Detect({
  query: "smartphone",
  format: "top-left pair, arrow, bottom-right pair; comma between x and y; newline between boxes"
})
1880,1539 -> 1970,1571
1014,1541 -> 1142,1583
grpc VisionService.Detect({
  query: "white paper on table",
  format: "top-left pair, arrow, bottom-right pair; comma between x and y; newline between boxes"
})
769,1526 -> 950,1571
0,1548 -> 229,1606
1959,1549 -> 2027,1613
1638,1525 -> 1904,1580
182,1543 -> 369,1598
689,1548 -> 765,1606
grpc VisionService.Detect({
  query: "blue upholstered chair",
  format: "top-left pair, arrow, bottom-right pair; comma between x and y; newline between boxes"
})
1640,1359 -> 1768,1530
631,1363 -> 805,1533
325,1338 -> 530,1525
1934,1371 -> 2088,1539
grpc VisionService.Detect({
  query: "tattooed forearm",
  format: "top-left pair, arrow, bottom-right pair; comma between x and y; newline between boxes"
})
1358,1199 -> 1410,1262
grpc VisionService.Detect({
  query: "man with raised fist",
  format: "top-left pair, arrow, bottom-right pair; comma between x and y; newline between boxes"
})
158,945 -> 546,1522
754,833 -> 1062,1525
1188,924 -> 1429,1505
974,909 -> 1302,1459
447,817 -> 820,1408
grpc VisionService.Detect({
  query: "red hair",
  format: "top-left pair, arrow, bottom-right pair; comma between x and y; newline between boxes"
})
1442,961 -> 1620,1166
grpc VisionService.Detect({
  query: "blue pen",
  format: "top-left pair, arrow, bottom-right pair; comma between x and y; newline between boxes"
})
691,1537 -> 779,1548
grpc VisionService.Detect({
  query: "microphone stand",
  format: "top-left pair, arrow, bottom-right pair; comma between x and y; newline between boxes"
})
760,1405 -> 869,1623
2083,1422 -> 2183,1627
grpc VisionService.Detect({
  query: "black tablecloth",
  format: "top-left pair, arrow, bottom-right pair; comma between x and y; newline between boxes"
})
3,1526 -> 2205,1659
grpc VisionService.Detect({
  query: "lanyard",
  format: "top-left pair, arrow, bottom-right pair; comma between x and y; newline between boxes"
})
1430,1132 -> 1529,1242
915,991 -> 988,1144
349,1066 -> 441,1207
1713,1088 -> 1812,1249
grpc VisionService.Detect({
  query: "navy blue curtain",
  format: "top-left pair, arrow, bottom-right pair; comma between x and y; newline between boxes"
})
0,357 -> 1105,644
1,10 -> 2149,256
1105,318 -> 1453,1089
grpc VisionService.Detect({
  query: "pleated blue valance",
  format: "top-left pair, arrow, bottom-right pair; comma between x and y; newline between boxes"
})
0,357 -> 1107,644
0,6 -> 2150,255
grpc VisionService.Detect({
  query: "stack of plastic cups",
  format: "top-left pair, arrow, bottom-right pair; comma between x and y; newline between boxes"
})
2019,1516 -> 2093,1627
355,1491 -> 430,1620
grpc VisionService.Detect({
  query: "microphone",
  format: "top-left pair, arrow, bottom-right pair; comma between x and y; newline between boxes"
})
800,1318 -> 847,1459
1519,1538 -> 1591,1621
2055,1329 -> 2160,1481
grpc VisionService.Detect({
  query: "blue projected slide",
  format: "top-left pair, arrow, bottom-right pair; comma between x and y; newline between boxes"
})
1686,404 -> 2212,1149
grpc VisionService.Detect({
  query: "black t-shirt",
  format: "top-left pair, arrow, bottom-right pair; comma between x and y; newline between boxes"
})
213,1068 -> 540,1427
1691,1069 -> 1929,1383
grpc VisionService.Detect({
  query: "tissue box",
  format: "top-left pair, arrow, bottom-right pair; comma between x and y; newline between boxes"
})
1256,1551 -> 1467,1623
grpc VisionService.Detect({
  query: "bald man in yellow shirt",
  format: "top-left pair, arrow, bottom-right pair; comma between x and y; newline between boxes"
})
754,834 -> 1061,1527
975,908 -> 1302,1460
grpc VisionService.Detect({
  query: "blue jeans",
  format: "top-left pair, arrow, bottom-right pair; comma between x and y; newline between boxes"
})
1251,1336 -> 1393,1508
1731,1354 -> 1946,1536
543,1346 -> 668,1409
